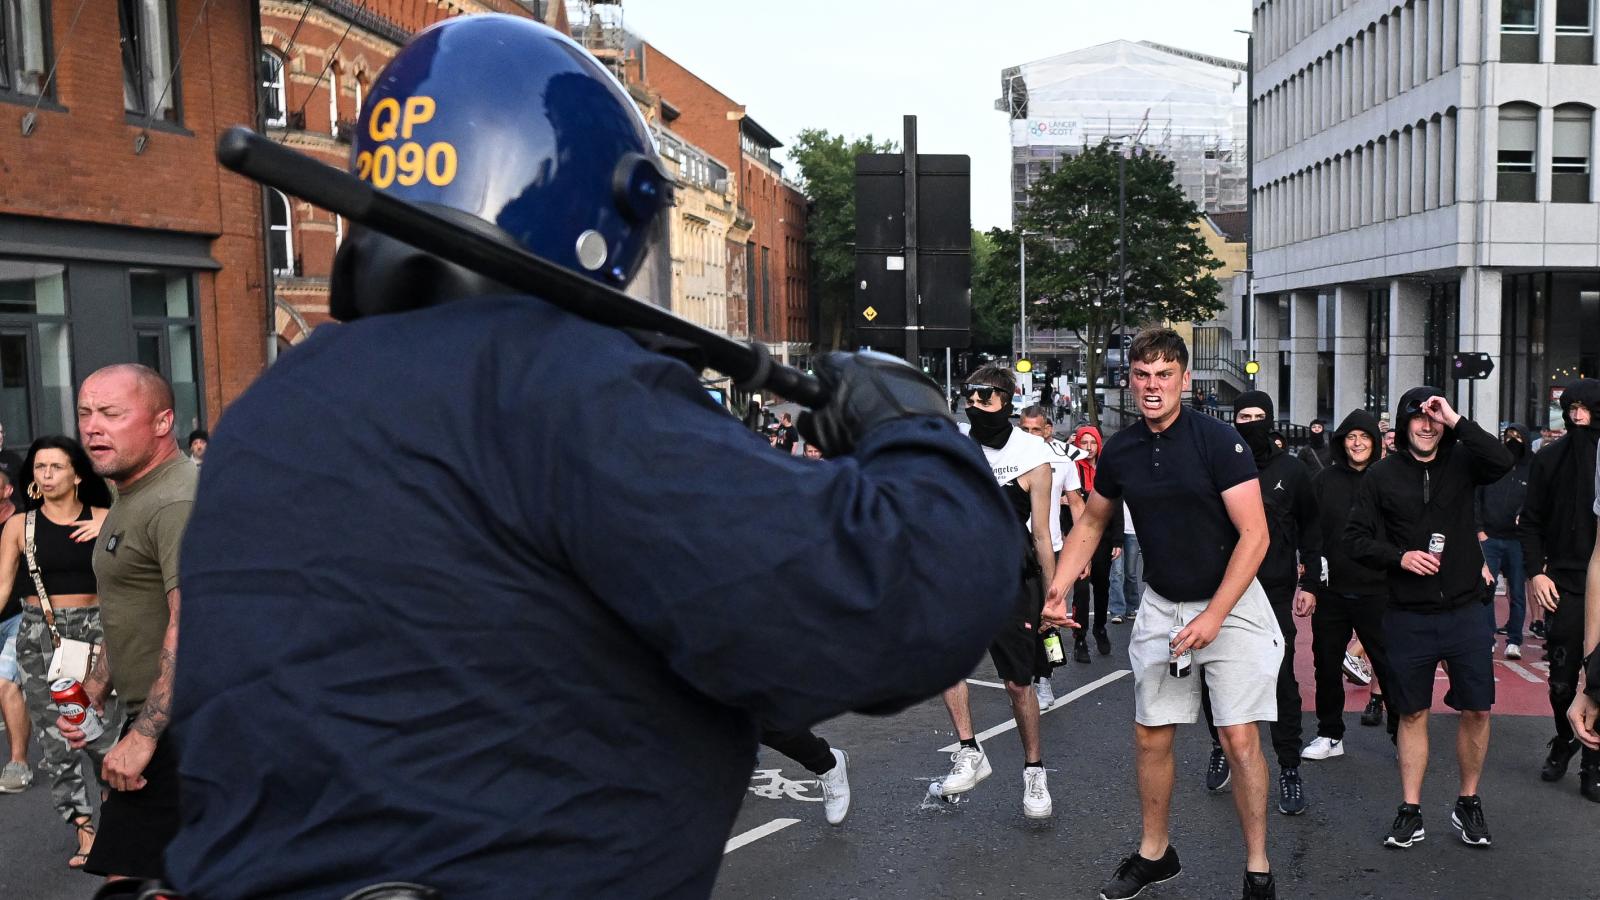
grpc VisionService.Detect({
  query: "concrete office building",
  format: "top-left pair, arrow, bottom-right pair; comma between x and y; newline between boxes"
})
1248,0 -> 1600,431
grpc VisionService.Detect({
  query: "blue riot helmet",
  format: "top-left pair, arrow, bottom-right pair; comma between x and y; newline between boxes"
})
330,14 -> 673,321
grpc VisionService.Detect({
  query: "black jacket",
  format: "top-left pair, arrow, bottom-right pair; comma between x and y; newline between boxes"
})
1298,442 -> 1332,475
1474,423 -> 1532,540
1520,379 -> 1600,593
1257,448 -> 1320,596
1344,387 -> 1515,613
1313,410 -> 1386,597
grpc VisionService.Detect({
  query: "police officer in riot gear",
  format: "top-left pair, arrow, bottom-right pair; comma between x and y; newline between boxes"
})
165,16 -> 1020,899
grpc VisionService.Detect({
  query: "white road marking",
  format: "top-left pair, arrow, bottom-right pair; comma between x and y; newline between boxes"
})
939,669 -> 1131,753
1500,660 -> 1544,683
724,817 -> 800,854
965,678 -> 1007,690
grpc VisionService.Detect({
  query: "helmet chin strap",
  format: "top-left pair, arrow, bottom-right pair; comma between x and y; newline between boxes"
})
331,219 -> 511,323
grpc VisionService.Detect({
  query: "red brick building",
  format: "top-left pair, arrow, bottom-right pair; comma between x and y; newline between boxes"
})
0,1 -> 267,437
259,0 -> 553,345
628,43 -> 810,361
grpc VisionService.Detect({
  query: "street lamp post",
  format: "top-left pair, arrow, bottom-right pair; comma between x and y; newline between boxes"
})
1019,232 -> 1027,366
1236,28 -> 1256,380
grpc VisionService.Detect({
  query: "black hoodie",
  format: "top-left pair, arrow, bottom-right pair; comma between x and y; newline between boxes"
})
1474,423 -> 1532,540
1519,379 -> 1600,594
1343,386 -> 1515,612
1312,410 -> 1386,597
1234,391 -> 1320,596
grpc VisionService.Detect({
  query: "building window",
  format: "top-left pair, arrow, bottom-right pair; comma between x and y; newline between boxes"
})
121,0 -> 179,123
0,258 -> 72,445
0,0 -> 51,98
260,49 -> 286,127
326,67 -> 339,133
1503,0 -> 1542,62
129,270 -> 203,434
1365,288 -> 1391,413
1554,105 -> 1593,201
268,190 -> 294,275
1557,0 -> 1595,63
352,76 -> 363,119
1497,103 -> 1539,201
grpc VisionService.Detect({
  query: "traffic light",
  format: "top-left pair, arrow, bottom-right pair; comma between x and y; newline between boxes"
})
1451,352 -> 1494,380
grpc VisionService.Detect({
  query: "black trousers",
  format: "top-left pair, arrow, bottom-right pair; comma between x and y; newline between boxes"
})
1072,540 -> 1115,637
1547,585 -> 1600,767
1310,591 -> 1391,740
1203,591 -> 1302,770
760,726 -> 836,775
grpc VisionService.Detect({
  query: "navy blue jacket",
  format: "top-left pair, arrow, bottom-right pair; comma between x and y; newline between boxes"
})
166,297 -> 1019,899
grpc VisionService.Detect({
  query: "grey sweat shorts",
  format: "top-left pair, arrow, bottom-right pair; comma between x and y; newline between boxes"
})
1128,579 -> 1284,727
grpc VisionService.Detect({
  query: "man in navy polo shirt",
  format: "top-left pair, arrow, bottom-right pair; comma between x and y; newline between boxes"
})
1049,328 -> 1281,900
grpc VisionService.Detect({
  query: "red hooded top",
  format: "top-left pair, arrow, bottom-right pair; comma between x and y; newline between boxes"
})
1072,425 -> 1103,495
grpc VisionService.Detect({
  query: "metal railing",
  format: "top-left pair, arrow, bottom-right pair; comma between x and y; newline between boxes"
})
1190,324 -> 1250,384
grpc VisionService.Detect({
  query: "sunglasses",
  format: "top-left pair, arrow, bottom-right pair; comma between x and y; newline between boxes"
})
964,384 -> 1005,403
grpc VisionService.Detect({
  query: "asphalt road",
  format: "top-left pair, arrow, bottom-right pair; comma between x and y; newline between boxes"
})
1,607 -> 1593,900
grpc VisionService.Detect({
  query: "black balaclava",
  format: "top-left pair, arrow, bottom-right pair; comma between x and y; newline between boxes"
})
1233,389 -> 1276,464
1309,418 -> 1327,449
965,404 -> 1013,449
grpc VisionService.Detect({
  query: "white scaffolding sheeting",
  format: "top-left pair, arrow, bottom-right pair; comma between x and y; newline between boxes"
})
1000,40 -> 1248,217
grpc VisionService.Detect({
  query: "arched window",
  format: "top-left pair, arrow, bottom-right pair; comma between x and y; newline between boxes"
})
1497,102 -> 1539,201
260,49 -> 286,128
352,75 -> 364,119
1554,103 -> 1594,201
268,189 -> 294,275
327,66 -> 340,133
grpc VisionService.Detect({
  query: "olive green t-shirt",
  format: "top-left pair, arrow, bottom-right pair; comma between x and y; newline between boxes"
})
95,455 -> 197,714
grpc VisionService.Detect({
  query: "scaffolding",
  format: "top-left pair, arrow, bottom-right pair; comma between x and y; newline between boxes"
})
567,1 -> 627,81
998,40 -> 1248,221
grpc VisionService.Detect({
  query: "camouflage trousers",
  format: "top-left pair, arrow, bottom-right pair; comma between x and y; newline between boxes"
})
15,604 -> 124,823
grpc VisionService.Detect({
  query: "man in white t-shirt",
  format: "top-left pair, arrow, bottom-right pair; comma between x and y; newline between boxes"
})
1020,406 -> 1085,708
942,369 -> 1071,818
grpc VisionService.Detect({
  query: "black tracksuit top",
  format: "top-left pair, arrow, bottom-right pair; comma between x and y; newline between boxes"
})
1312,410 -> 1386,598
1344,418 -> 1514,613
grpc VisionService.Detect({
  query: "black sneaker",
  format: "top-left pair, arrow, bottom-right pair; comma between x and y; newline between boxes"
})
1095,630 -> 1112,655
1242,871 -> 1277,900
1451,795 -> 1492,846
1278,767 -> 1307,816
1360,695 -> 1384,727
1075,639 -> 1091,663
1384,803 -> 1425,848
1530,619 -> 1548,640
1542,736 -> 1581,781
1205,745 -> 1231,793
1579,763 -> 1600,803
1099,845 -> 1182,900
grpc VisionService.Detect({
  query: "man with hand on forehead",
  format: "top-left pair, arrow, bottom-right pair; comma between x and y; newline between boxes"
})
1048,328 -> 1282,900
938,366 -> 1070,819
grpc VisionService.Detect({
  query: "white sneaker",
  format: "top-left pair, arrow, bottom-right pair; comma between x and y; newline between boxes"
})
1301,736 -> 1345,761
1035,678 -> 1056,711
1022,767 -> 1052,818
819,748 -> 850,825
0,761 -> 32,793
1506,643 -> 1522,660
1342,652 -> 1372,685
941,745 -> 991,795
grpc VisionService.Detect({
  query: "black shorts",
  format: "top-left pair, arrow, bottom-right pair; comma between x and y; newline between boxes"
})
1383,602 -> 1495,715
84,728 -> 181,880
988,569 -> 1044,686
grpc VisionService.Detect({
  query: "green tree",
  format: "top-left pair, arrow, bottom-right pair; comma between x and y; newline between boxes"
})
1000,141 -> 1224,428
787,129 -> 897,350
970,227 -> 1019,353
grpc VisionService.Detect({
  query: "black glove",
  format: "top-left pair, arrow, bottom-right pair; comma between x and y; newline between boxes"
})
798,351 -> 952,457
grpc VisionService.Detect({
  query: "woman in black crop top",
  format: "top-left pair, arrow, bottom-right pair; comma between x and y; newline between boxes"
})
0,436 -> 115,868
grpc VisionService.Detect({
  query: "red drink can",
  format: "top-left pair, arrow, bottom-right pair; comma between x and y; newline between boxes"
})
50,678 -> 104,742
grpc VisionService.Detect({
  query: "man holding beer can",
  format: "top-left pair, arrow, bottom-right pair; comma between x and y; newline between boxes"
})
1344,387 -> 1512,850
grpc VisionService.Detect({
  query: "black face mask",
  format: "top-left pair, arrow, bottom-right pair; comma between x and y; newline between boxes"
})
966,405 -> 1013,449
1505,438 -> 1526,460
1309,429 -> 1326,449
1235,420 -> 1275,463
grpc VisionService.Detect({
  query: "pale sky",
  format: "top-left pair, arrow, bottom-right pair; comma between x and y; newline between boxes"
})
623,0 -> 1253,231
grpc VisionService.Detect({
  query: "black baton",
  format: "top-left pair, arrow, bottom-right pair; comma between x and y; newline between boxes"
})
215,127 -> 826,407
